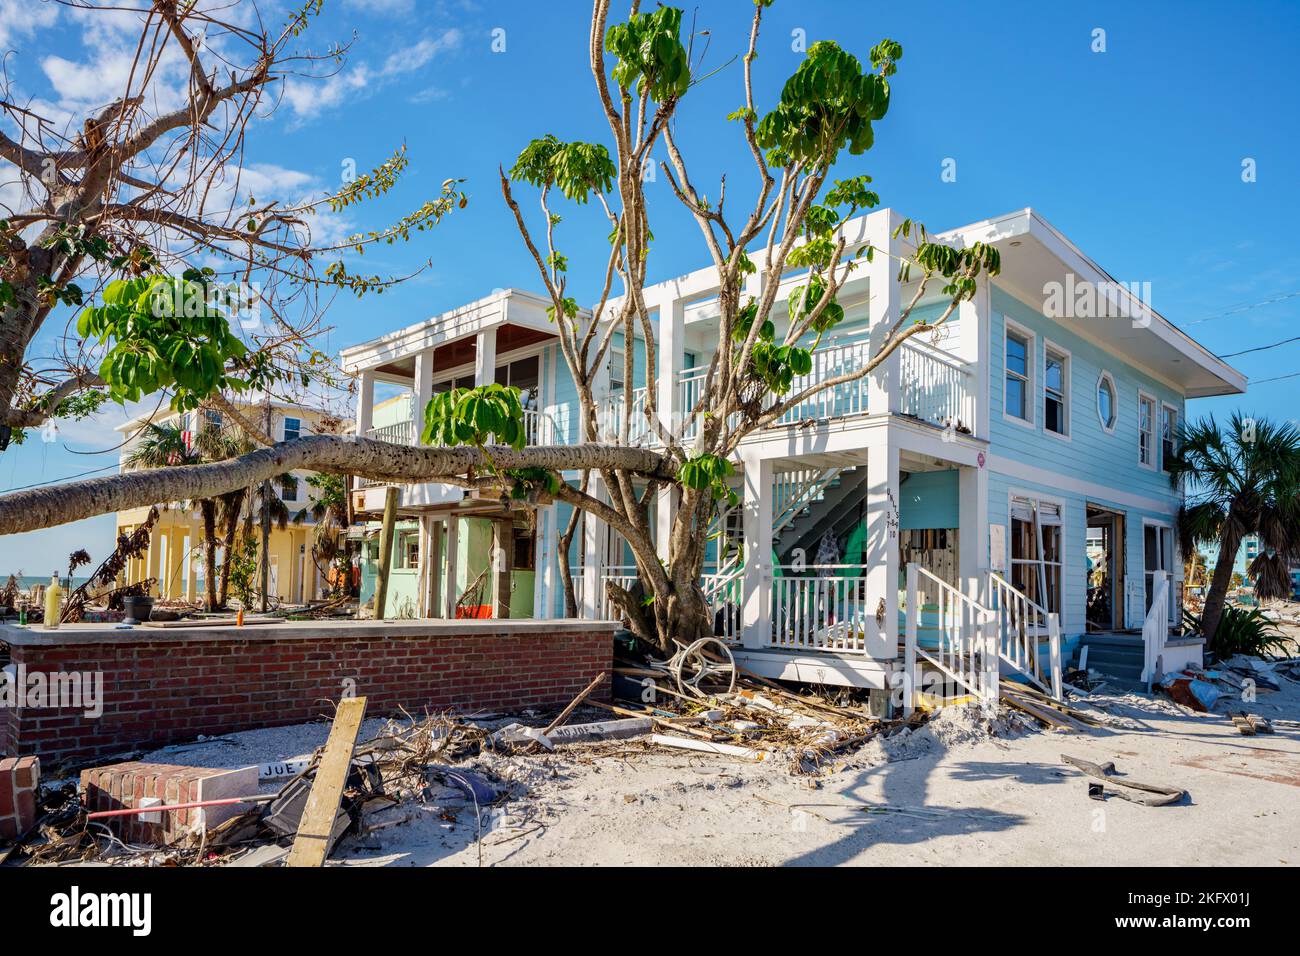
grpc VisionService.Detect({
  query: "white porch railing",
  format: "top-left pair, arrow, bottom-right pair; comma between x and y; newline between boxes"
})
702,564 -> 743,642
769,565 -> 869,654
599,565 -> 639,620
898,342 -> 976,431
988,571 -> 1062,699
677,367 -> 708,441
775,340 -> 872,425
904,564 -> 998,714
1142,570 -> 1171,689
598,387 -> 652,445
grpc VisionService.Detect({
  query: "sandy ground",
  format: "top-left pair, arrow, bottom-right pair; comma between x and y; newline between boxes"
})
132,654 -> 1300,868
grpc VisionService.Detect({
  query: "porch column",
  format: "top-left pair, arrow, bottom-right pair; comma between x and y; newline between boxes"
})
166,529 -> 186,600
415,515 -> 436,617
357,368 -> 376,436
957,275 -> 991,439
474,327 -> 497,387
863,431 -> 901,661
492,517 -> 514,618
581,475 -> 605,618
146,529 -> 162,597
655,295 -> 685,562
442,516 -> 460,618
184,529 -> 197,602
958,463 -> 990,604
412,347 -> 434,443
866,210 -> 904,417
740,454 -> 773,649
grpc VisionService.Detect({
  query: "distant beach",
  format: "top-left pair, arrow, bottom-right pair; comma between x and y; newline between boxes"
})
4,575 -> 91,590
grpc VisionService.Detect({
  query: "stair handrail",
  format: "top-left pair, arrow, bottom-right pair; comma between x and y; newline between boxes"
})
987,571 -> 1062,700
1141,570 -> 1171,690
772,467 -> 843,537
904,564 -> 998,715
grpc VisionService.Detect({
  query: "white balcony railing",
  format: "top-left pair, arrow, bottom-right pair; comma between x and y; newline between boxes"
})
898,341 -> 976,431
775,340 -> 873,426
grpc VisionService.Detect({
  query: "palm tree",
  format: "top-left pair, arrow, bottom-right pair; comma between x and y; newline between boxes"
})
294,472 -> 349,595
126,421 -> 218,609
1168,413 -> 1300,640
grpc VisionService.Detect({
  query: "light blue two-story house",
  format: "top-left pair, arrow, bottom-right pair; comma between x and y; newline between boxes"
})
341,208 -> 1245,709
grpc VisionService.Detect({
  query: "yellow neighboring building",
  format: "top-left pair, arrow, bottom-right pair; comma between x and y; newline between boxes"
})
113,400 -> 338,606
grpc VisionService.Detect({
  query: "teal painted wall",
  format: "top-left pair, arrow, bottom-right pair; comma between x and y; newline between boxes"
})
900,470 -> 959,529
985,285 -> 1184,655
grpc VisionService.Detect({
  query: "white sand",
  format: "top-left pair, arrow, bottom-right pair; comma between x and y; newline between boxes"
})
133,662 -> 1300,867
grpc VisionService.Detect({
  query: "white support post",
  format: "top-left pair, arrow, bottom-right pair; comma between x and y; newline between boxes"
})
958,463 -> 990,606
581,474 -> 605,619
867,211 -> 903,417
474,327 -> 497,388
412,348 -> 434,443
740,454 -> 773,649
864,430 -> 901,660
655,295 -> 685,562
957,275 -> 991,439
443,515 -> 460,619
357,369 -> 376,437
904,562 -> 918,716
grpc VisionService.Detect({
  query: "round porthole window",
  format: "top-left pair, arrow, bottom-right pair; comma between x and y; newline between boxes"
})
1097,372 -> 1117,432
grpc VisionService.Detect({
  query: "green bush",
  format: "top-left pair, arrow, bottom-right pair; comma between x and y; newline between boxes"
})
1184,606 -> 1290,660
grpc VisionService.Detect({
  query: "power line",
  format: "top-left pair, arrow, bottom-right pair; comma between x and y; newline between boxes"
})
1218,334 -> 1300,359
1249,370 -> 1300,385
1,461 -> 119,494
1182,288 -> 1300,326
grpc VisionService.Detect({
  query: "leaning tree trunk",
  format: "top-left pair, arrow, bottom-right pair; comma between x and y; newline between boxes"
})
200,499 -> 219,612
216,489 -> 246,608
1200,526 -> 1242,646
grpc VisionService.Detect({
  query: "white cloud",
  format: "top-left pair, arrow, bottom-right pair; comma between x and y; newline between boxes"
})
283,28 -> 463,120
0,0 -> 58,52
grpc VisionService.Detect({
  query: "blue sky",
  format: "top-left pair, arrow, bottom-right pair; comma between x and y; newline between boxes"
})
2,0 -> 1298,573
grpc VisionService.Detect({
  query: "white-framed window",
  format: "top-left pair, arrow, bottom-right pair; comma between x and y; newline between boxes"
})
1010,495 -> 1063,615
1003,320 -> 1033,425
1096,371 -> 1117,433
1043,342 -> 1070,437
1161,403 -> 1178,472
1138,392 -> 1157,469
279,474 -> 299,501
282,416 -> 301,442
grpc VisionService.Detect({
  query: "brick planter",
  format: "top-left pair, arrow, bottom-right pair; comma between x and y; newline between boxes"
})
0,755 -> 39,840
0,619 -> 614,766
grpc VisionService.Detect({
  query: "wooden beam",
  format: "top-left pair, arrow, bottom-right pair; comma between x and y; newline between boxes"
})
286,696 -> 368,868
372,486 -> 400,619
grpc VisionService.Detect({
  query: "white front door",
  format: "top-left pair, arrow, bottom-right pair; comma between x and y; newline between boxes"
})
1144,523 -> 1175,624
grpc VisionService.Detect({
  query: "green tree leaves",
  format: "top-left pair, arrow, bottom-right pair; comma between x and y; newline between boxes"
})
510,135 -> 616,205
677,453 -> 737,505
77,270 -> 251,411
756,40 -> 900,169
605,6 -> 690,102
420,382 -> 527,450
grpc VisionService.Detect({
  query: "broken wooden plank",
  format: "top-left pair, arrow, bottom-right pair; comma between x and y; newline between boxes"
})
286,696 -> 368,868
1001,690 -> 1080,732
649,733 -> 772,762
542,672 -> 608,736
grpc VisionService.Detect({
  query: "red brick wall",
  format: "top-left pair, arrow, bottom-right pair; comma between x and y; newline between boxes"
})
0,755 -> 39,839
2,626 -> 612,767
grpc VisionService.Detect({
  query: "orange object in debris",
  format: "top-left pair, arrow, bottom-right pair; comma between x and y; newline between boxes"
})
455,605 -> 493,619
236,609 -> 244,627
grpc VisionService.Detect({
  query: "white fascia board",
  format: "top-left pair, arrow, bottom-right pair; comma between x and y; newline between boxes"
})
339,288 -> 575,373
